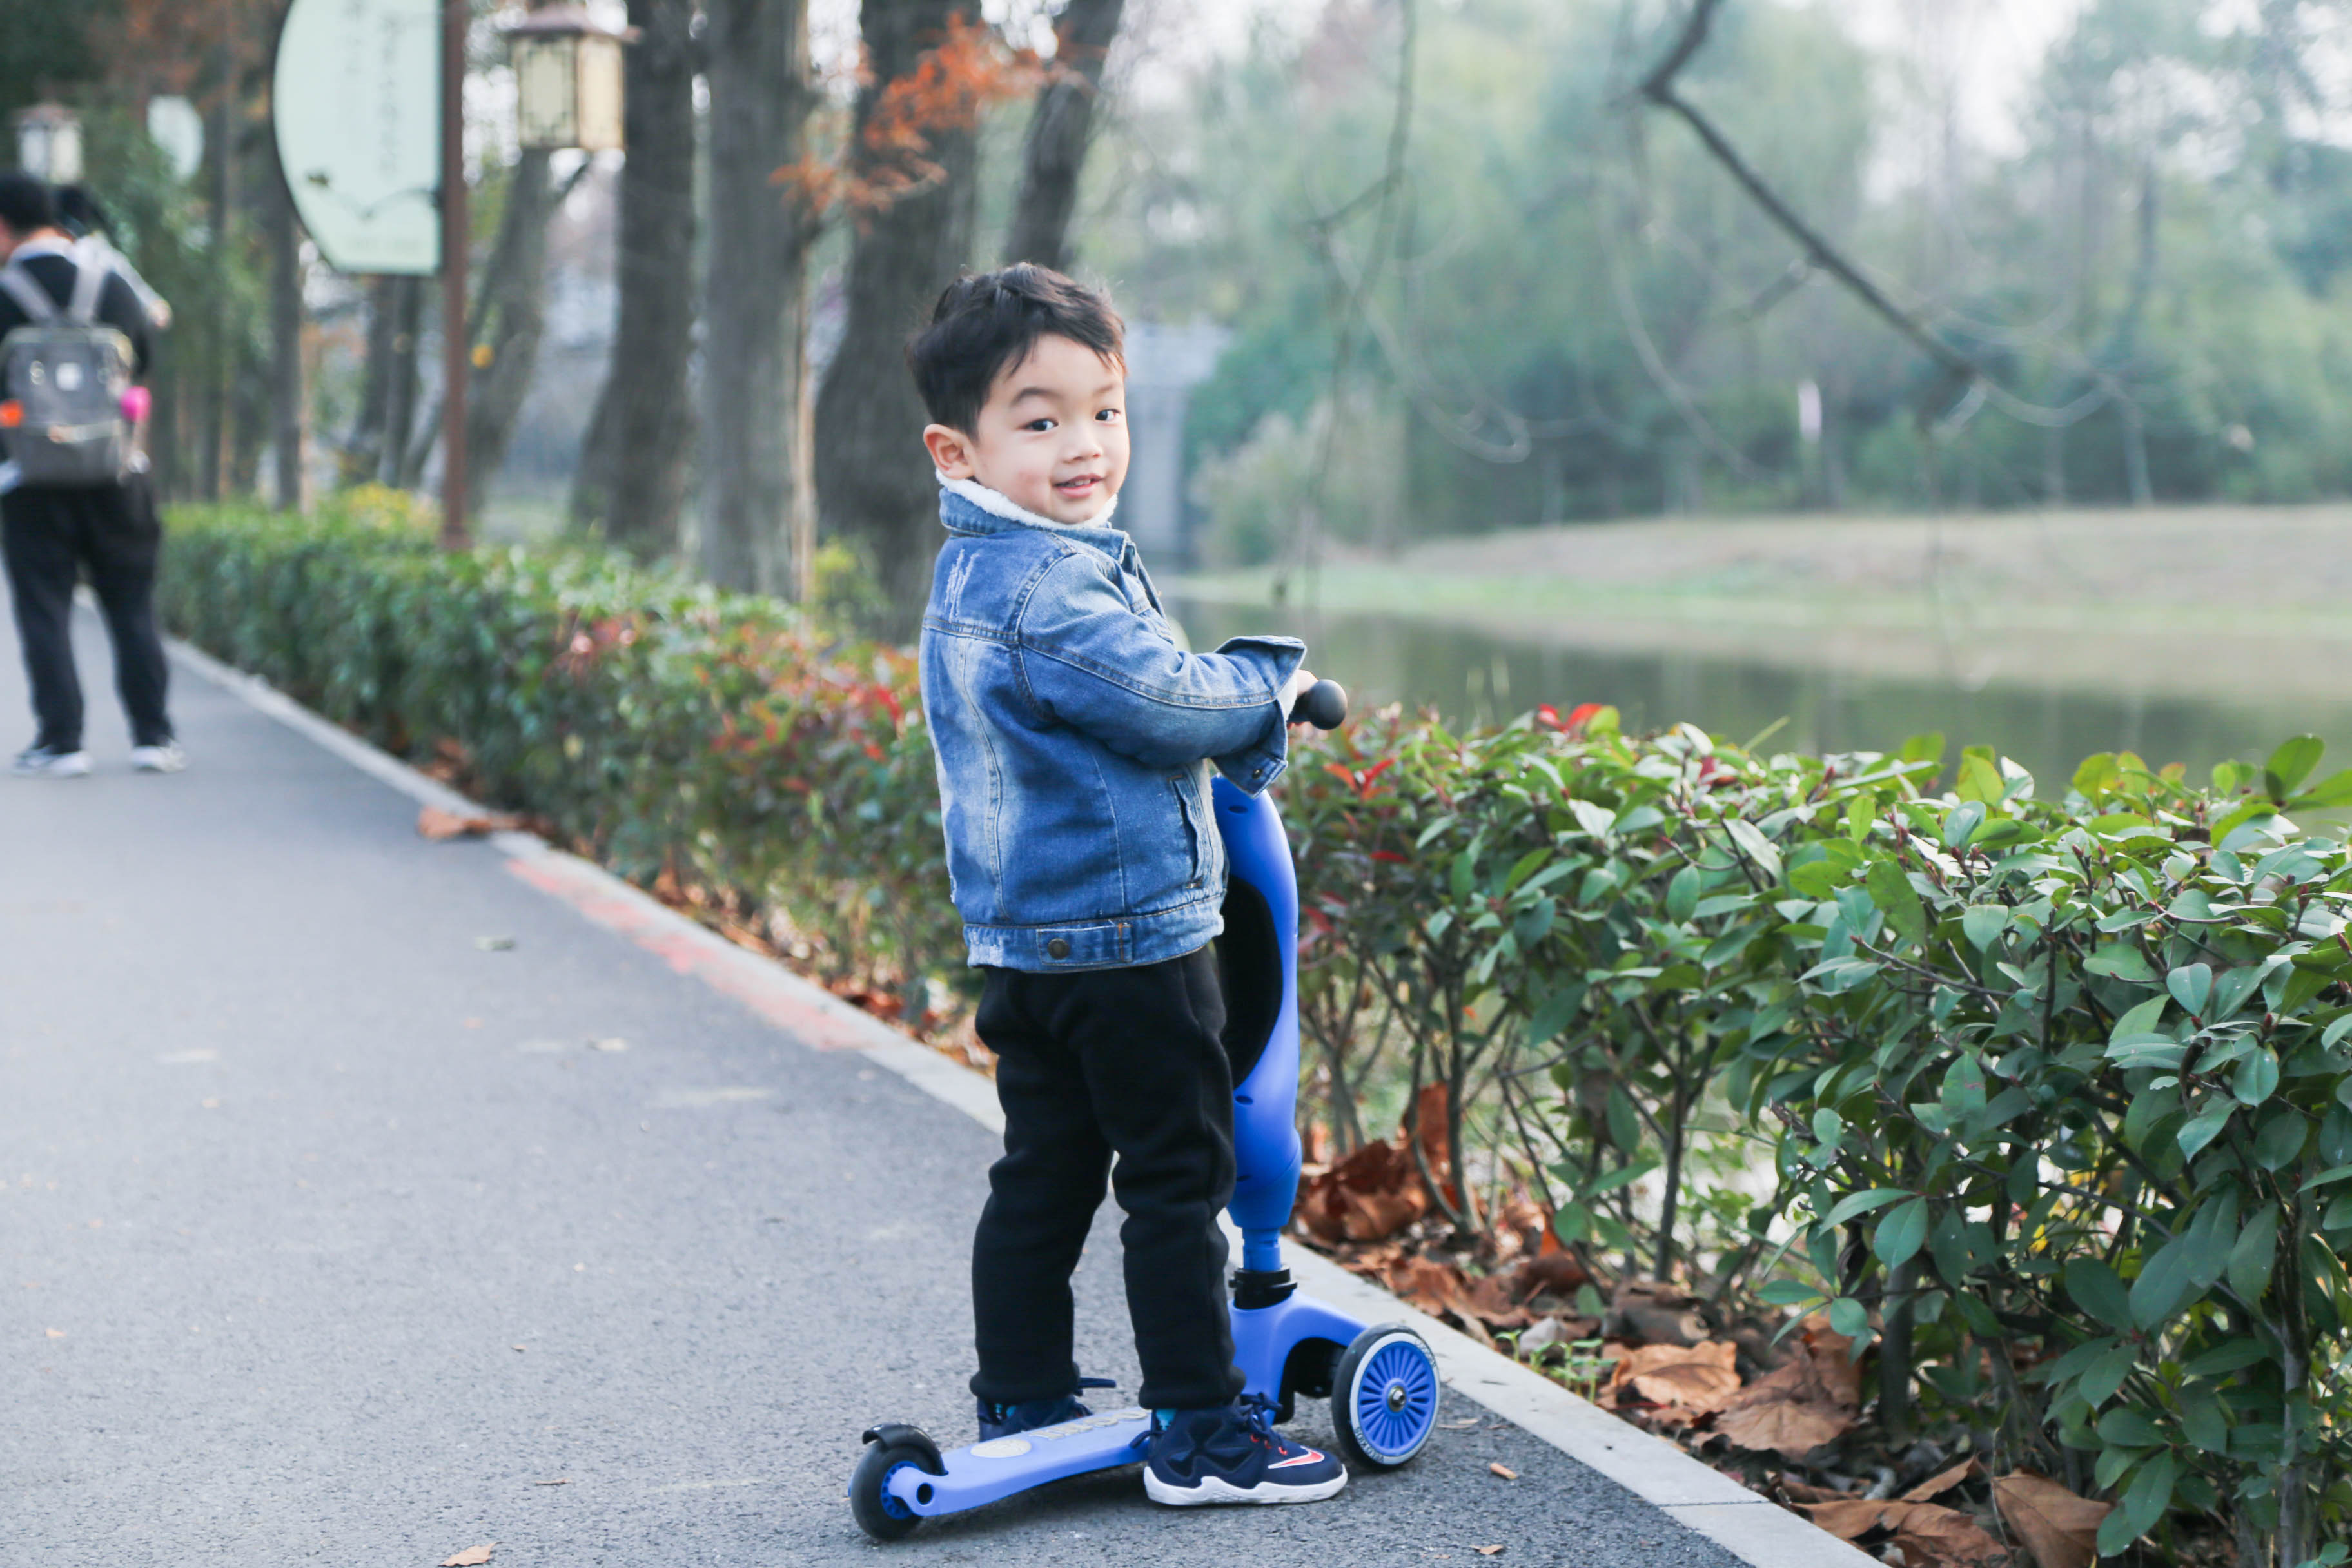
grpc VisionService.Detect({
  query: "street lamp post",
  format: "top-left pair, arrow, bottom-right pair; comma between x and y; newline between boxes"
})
16,104 -> 83,184
510,6 -> 628,153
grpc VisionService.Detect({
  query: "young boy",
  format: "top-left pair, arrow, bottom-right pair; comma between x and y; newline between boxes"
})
909,265 -> 1345,1506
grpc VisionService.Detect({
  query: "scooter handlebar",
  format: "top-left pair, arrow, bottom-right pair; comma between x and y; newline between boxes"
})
1288,678 -> 1349,731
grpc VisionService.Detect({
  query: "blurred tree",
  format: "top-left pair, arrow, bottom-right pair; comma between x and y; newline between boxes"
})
571,0 -> 700,558
701,0 -> 821,596
813,0 -> 987,626
1002,0 -> 1124,271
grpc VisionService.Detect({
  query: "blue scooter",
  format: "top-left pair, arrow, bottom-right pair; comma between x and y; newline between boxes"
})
850,681 -> 1441,1540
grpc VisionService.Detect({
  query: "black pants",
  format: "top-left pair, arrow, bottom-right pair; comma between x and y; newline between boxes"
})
970,946 -> 1246,1413
1,477 -> 172,752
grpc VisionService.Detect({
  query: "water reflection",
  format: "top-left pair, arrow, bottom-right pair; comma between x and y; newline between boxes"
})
1174,598 -> 2352,788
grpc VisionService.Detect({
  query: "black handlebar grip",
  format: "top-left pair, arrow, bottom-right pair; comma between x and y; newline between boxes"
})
1289,678 -> 1349,730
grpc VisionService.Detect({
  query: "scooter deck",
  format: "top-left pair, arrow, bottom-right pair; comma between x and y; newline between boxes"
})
885,1407 -> 1154,1516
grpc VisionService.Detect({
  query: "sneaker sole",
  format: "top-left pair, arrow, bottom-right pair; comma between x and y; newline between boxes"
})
132,759 -> 184,774
1144,1469 -> 1348,1507
13,759 -> 92,778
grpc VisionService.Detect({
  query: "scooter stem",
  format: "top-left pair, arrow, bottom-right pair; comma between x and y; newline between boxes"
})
1211,774 -> 1306,1276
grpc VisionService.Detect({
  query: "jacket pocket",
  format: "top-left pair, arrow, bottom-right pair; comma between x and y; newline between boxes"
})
1170,774 -> 1208,888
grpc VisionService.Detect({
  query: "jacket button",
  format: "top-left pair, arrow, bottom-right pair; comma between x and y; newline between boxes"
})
1046,937 -> 1071,960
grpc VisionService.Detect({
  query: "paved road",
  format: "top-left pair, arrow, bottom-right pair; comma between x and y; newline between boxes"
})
0,599 -> 1747,1567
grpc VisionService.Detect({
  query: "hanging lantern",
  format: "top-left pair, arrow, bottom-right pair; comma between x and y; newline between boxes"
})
508,5 -> 627,153
16,104 -> 84,184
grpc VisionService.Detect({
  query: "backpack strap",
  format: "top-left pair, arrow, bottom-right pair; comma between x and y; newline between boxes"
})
64,250 -> 108,324
0,262 -> 57,325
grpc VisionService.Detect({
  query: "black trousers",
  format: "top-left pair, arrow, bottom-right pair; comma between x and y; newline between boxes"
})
970,946 -> 1246,1413
1,477 -> 172,751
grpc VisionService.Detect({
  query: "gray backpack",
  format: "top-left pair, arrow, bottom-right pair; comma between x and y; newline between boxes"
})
0,258 -> 133,486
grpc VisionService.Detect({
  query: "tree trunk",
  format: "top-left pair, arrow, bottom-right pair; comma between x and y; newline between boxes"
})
571,0 -> 700,557
1001,0 -> 1125,271
202,34 -> 237,502
346,277 -> 402,486
463,150 -> 571,514
380,276 -> 424,486
700,0 -> 819,597
814,0 -> 984,629
268,152 -> 306,512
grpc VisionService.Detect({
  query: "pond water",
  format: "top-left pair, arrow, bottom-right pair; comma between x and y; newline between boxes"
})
1172,597 -> 2352,790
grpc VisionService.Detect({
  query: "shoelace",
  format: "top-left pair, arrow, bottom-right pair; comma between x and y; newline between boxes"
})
1132,1393 -> 1289,1457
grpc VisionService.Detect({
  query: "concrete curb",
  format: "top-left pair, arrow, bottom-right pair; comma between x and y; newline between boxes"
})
168,634 -> 1872,1568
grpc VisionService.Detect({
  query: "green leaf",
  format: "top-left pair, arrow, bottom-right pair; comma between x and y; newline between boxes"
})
2267,734 -> 2326,798
1524,985 -> 1587,1046
1819,1188 -> 1910,1228
1865,860 -> 1926,948
2178,1102 -> 2234,1160
1665,865 -> 1700,923
2073,751 -> 2121,796
2255,1106 -> 2309,1170
2228,1206 -> 2280,1303
1827,1296 -> 1869,1340
1450,848 -> 1477,901
2304,1163 -> 2352,1193
2288,767 -> 2352,809
2178,1385 -> 2229,1453
1957,750 -> 2006,805
1581,1158 -> 1660,1198
2109,995 -> 2168,1046
2168,962 -> 2214,1017
1872,1198 -> 1929,1270
2235,1050 -> 2281,1106
1899,732 -> 1947,772
1755,1280 -> 1822,1307
2096,1405 -> 2162,1449
2112,1451 -> 2178,1547
1941,800 -> 1987,850
1727,818 -> 1782,881
2324,1014 -> 2352,1050
2064,1257 -> 2135,1333
2130,1233 -> 2203,1326
2086,944 -> 2158,984
1961,904 -> 2009,952
2079,1342 -> 2137,1406
2182,1339 -> 2269,1377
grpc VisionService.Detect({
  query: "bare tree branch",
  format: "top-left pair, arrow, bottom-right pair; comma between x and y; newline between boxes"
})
1636,0 -> 2108,431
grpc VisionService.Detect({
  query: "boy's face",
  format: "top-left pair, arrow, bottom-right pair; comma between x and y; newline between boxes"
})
924,333 -> 1129,525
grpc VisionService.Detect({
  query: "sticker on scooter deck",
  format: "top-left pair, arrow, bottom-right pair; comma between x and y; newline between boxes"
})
888,1409 -> 1153,1513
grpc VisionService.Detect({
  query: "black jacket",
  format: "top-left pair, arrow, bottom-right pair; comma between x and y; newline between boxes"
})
0,242 -> 155,377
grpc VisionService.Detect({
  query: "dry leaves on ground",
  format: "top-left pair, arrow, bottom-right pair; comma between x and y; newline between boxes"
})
1295,1084 -> 1455,1244
1799,1498 -> 2008,1568
1607,1341 -> 1743,1418
1993,1472 -> 2111,1568
440,1547 -> 496,1568
1476,1547 -> 1505,1557
1713,1316 -> 1862,1458
417,806 -> 516,841
1488,1462 -> 1518,1480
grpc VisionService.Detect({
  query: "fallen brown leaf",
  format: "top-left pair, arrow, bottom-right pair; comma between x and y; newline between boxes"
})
1993,1471 -> 2111,1568
44,1328 -> 64,1338
1476,1548 -> 1505,1557
1605,1279 -> 1709,1348
1488,1462 -> 1518,1480
440,1547 -> 496,1568
1610,1341 -> 1743,1415
531,1478 -> 569,1486
1801,1500 -> 2006,1567
418,806 -> 513,841
1903,1456 -> 1982,1503
1712,1395 -> 1853,1457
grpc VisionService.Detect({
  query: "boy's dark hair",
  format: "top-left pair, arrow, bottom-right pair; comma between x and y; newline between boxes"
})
54,184 -> 113,241
0,173 -> 57,236
907,264 -> 1124,433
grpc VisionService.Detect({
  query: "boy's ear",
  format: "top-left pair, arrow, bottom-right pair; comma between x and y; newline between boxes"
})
924,423 -> 977,479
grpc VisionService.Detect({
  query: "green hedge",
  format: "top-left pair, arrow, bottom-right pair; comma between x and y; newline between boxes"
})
162,495 -> 2352,1560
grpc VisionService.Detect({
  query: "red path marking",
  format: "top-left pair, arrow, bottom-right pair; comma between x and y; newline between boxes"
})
504,854 -> 879,1052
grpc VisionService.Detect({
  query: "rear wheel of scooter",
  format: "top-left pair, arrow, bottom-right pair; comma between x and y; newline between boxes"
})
849,1441 -> 928,1542
1329,1324 -> 1441,1470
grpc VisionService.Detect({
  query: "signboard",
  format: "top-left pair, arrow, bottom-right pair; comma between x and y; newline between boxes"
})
273,0 -> 440,275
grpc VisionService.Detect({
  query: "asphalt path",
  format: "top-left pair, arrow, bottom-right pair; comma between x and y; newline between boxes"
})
0,596 -> 1748,1567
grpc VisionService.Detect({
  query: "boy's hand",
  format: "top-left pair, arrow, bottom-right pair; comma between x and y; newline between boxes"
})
1279,667 -> 1318,721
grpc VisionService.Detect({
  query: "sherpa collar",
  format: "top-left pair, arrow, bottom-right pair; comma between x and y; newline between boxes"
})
937,476 -> 1134,569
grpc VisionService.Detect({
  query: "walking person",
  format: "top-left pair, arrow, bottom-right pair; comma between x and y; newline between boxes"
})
0,172 -> 179,778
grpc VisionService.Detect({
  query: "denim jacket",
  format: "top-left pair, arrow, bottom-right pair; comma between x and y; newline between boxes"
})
919,485 -> 1305,971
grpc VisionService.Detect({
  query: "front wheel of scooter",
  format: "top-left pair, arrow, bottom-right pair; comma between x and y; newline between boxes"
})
848,1440 -> 928,1542
1329,1324 -> 1441,1471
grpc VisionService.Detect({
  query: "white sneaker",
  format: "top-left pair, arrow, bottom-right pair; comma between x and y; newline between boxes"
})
12,745 -> 92,778
130,742 -> 186,774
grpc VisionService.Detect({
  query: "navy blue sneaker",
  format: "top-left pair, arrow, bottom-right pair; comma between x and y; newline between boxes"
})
1142,1395 -> 1348,1505
977,1377 -> 1116,1441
